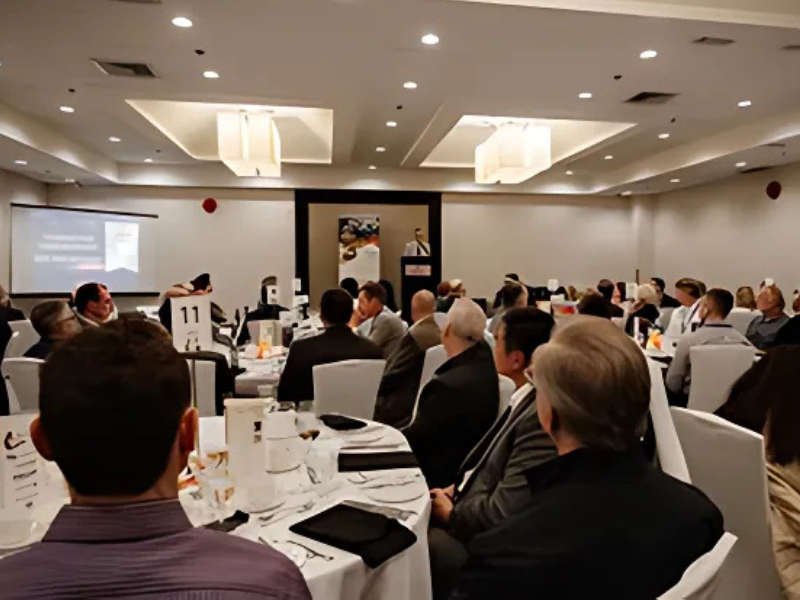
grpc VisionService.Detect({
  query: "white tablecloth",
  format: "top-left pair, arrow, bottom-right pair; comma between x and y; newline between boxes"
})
197,417 -> 433,600
235,356 -> 284,396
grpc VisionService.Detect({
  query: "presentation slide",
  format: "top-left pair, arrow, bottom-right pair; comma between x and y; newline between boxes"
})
11,205 -> 158,294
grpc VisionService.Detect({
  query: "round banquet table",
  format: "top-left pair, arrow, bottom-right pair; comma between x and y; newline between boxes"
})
194,417 -> 433,600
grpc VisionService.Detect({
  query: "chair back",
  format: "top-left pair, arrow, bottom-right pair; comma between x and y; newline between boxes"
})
688,345 -> 757,413
647,357 -> 690,483
187,359 -> 217,417
6,321 -> 39,358
657,533 -> 738,600
417,345 -> 448,402
313,359 -> 386,419
726,311 -> 759,336
670,408 -> 782,600
497,375 -> 516,418
2,358 -> 43,413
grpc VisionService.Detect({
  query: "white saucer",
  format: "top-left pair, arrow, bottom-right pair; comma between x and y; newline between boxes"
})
341,430 -> 386,447
0,522 -> 46,552
267,540 -> 308,568
364,483 -> 426,504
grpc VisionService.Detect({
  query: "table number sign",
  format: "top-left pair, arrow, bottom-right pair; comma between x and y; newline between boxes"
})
0,414 -> 42,510
171,294 -> 213,353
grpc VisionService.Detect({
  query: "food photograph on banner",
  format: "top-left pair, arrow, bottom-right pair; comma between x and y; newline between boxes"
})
338,215 -> 380,285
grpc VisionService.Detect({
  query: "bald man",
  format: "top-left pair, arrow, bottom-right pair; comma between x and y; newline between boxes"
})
375,290 -> 442,428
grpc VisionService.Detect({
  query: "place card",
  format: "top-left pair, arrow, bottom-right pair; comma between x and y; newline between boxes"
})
0,414 -> 42,511
171,294 -> 213,353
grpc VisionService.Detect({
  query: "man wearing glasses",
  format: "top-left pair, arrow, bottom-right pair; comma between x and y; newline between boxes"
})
24,301 -> 82,360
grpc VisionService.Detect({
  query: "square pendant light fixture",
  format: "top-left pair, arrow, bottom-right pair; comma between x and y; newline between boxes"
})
217,111 -> 281,177
475,123 -> 551,184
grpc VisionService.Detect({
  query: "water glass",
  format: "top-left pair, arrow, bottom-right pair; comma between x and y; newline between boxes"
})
305,438 -> 343,495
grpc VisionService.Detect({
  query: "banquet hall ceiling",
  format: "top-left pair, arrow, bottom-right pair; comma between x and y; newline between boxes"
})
1,0 -> 800,194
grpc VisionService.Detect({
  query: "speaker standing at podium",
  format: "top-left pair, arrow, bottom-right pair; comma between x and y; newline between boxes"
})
404,228 -> 431,257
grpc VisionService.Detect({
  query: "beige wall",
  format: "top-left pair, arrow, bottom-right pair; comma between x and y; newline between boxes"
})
653,164 -> 800,294
0,169 -> 47,291
308,204 -> 428,308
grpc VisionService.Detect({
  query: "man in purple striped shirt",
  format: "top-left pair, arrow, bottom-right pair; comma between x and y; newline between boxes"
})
0,318 -> 311,600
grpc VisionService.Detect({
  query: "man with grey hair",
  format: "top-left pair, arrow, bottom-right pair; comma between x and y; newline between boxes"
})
25,301 -> 82,360
375,290 -> 442,428
450,317 -> 723,599
403,298 -> 499,488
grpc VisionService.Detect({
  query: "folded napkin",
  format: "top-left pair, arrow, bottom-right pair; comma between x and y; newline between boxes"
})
289,504 -> 417,568
339,451 -> 419,472
320,414 -> 367,431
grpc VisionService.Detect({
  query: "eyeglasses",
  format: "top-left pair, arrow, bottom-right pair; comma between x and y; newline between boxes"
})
56,314 -> 78,326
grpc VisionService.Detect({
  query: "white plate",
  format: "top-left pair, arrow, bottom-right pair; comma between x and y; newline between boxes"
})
341,430 -> 386,447
0,522 -> 46,552
266,540 -> 307,568
364,482 -> 426,504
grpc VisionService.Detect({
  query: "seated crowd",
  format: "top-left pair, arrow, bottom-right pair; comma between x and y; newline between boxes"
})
2,270 -> 800,599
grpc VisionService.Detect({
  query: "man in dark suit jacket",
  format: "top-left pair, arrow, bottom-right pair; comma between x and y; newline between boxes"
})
651,277 -> 682,309
403,299 -> 499,489
427,307 -> 556,600
375,290 -> 442,428
449,317 -> 723,600
277,288 -> 383,404
24,301 -> 82,361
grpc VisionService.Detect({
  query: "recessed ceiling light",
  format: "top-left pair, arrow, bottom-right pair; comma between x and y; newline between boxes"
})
658,133 -> 670,139
738,100 -> 752,108
566,170 -> 574,176
386,121 -> 398,128
172,17 -> 193,28
14,160 -> 27,166
144,158 -> 153,163
621,191 -> 633,196
109,136 -> 121,143
403,81 -> 418,90
578,92 -> 593,99
65,178 -> 75,183
421,33 -> 440,46
736,161 -> 747,168
670,178 -> 681,183
368,165 -> 377,170
60,106 -> 75,113
640,49 -> 658,59
376,147 -> 386,153
604,155 -> 614,160
203,70 -> 220,79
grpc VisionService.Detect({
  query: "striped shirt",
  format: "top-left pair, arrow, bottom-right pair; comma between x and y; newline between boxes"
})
0,500 -> 311,600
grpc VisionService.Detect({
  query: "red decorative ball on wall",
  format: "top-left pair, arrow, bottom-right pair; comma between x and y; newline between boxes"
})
202,198 -> 218,213
766,181 -> 782,200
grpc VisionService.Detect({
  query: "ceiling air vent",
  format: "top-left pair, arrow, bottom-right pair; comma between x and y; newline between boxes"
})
781,44 -> 800,51
764,143 -> 786,149
92,60 -> 158,78
107,0 -> 161,4
625,92 -> 679,105
693,36 -> 735,46
741,166 -> 772,174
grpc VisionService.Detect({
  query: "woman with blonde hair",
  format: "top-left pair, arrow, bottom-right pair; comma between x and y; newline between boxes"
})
733,286 -> 757,311
625,283 -> 660,336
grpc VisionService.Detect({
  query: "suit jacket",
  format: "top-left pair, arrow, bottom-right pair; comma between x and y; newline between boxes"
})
278,325 -> 383,404
0,316 -> 10,416
366,309 -> 407,357
403,342 -> 499,488
0,306 -> 25,322
661,293 -> 682,309
374,315 -> 442,428
450,448 -> 723,600
449,385 -> 557,542
24,339 -> 55,360
775,314 -> 800,347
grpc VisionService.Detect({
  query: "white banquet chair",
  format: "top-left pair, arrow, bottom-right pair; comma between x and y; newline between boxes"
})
313,359 -> 386,419
658,532 -> 738,600
6,320 -> 39,358
417,345 -> 448,402
2,358 -> 43,413
187,358 -> 217,417
497,374 -> 516,418
670,408 -> 782,600
688,345 -> 757,413
726,310 -> 759,336
647,357 -> 690,483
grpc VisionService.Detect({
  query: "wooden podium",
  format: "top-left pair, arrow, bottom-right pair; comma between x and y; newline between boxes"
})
400,256 -> 435,323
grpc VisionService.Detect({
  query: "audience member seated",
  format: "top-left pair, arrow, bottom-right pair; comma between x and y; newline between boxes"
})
428,308 -> 556,600
357,281 -> 407,356
747,284 -> 790,350
403,299 -> 499,488
158,273 -> 223,334
378,279 -> 399,313
487,282 -> 527,336
650,277 -> 681,309
340,277 -> 360,299
244,275 -> 289,322
733,285 -> 757,311
74,282 -> 114,328
278,288 -> 383,404
375,291 -> 442,428
24,301 -> 82,360
577,291 -> 612,319
715,347 -> 800,598
663,277 -> 705,338
597,279 -> 624,317
492,274 -> 537,310
449,317 -> 724,600
437,279 -> 466,313
665,288 -> 751,405
0,314 -> 10,415
0,283 -> 25,321
625,283 -> 660,336
0,319 -> 311,599
774,294 -> 800,347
